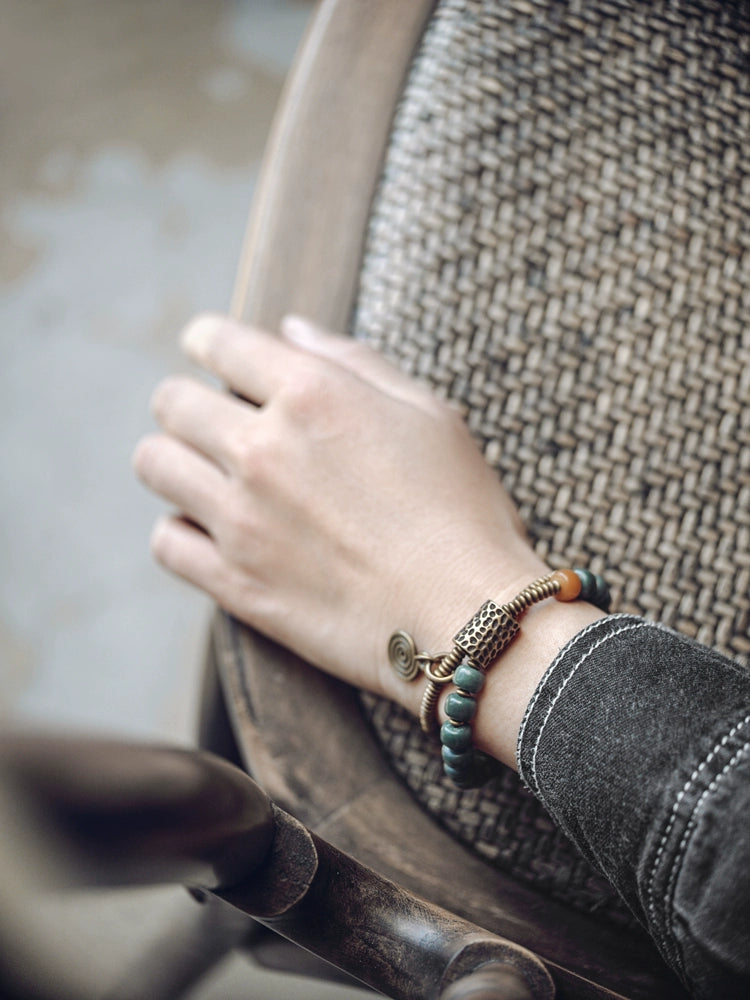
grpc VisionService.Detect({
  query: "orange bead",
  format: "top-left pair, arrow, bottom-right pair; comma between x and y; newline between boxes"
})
552,568 -> 582,602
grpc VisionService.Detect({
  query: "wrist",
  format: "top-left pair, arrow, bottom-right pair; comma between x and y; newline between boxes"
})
414,547 -> 552,654
454,596 -> 606,770
379,553 -> 608,774
376,544 -> 548,712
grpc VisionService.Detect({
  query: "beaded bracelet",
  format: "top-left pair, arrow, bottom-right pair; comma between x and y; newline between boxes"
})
387,568 -> 611,789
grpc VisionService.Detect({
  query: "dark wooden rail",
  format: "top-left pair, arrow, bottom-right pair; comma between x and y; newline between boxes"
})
0,733 -> 553,1000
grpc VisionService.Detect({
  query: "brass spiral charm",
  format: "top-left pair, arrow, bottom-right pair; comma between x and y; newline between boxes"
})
388,630 -> 420,682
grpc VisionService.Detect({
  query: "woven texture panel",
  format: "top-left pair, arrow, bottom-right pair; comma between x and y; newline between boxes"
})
353,0 -> 750,924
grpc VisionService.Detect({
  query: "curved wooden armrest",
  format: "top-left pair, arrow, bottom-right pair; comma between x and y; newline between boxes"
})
0,732 -> 553,1000
0,731 -> 275,891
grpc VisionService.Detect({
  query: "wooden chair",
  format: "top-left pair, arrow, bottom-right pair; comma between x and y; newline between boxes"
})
201,0 -> 750,997
4,3 -> 746,998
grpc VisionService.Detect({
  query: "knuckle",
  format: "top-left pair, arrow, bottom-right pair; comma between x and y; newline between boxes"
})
225,422 -> 259,472
231,426 -> 277,487
278,362 -> 338,421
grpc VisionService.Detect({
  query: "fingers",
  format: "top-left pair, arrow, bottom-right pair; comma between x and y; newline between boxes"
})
280,315 -> 437,412
150,515 -> 229,600
181,311 -> 439,416
181,313 -> 299,404
133,433 -> 227,529
150,375 -> 253,473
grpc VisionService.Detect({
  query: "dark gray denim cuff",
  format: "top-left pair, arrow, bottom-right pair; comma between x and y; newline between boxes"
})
517,614 -> 750,999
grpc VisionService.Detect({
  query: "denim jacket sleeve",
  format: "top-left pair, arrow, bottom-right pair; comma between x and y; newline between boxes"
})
516,614 -> 750,1000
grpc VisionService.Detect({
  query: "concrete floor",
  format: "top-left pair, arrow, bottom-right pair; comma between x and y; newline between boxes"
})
0,2 -> 372,996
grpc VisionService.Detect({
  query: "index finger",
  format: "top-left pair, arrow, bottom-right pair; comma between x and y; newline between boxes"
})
181,313 -> 297,404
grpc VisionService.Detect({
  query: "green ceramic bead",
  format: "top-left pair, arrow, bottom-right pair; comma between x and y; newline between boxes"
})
444,764 -> 484,789
441,745 -> 473,769
442,762 -> 465,781
574,568 -> 597,602
440,721 -> 473,751
445,692 -> 477,723
594,574 -> 611,611
453,663 -> 485,694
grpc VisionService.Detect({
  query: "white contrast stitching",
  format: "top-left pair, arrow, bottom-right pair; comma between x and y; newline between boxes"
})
648,720 -> 750,971
664,739 -> 750,977
526,619 -> 657,798
521,613 -> 750,977
517,614 -> 627,760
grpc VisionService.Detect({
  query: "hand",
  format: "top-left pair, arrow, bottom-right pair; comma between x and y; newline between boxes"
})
133,314 -> 549,718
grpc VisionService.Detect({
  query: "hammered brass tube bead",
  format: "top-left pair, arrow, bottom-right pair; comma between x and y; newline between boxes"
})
453,600 -> 520,671
419,601 -> 521,734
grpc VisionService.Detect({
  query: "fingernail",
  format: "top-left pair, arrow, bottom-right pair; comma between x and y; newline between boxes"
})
280,314 -> 318,345
181,313 -> 221,356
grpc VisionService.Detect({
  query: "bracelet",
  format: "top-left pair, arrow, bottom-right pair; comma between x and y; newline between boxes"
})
387,568 -> 611,788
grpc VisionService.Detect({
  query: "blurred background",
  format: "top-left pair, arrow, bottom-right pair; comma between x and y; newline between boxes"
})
0,1 -> 371,996
1,0 -> 309,741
